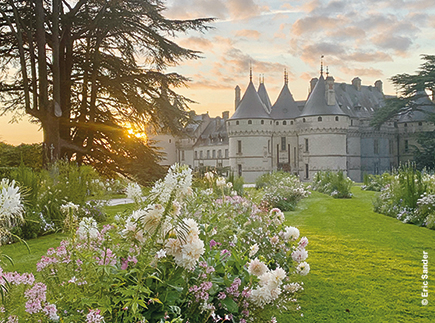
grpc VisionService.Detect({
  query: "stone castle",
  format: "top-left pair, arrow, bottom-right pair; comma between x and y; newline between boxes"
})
154,68 -> 435,183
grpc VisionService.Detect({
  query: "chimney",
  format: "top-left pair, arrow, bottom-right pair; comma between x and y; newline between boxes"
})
374,80 -> 383,93
352,77 -> 361,91
235,85 -> 241,110
310,78 -> 318,94
325,75 -> 336,106
222,111 -> 229,120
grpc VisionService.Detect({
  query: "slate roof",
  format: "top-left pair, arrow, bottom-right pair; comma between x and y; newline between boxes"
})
257,82 -> 272,112
270,83 -> 300,119
300,75 -> 346,117
230,81 -> 271,119
195,117 -> 228,147
397,91 -> 435,123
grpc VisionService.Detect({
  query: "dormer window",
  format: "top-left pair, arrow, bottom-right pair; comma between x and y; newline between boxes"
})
248,120 -> 252,124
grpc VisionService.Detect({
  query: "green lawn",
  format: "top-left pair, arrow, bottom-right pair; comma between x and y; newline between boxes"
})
2,190 -> 434,322
268,187 -> 435,322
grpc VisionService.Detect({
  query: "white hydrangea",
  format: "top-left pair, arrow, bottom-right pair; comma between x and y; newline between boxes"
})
296,262 -> 310,276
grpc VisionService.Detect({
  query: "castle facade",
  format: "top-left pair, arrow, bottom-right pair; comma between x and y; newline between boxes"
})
155,70 -> 434,183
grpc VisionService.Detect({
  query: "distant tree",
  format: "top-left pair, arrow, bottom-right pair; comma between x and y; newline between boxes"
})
0,0 -> 212,183
0,142 -> 42,169
371,55 -> 435,170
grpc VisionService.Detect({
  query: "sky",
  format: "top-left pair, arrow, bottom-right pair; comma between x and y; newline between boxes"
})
1,0 -> 435,145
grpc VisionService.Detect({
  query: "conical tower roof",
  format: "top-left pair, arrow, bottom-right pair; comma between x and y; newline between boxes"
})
300,75 -> 345,117
230,80 -> 271,120
257,82 -> 272,112
270,83 -> 299,119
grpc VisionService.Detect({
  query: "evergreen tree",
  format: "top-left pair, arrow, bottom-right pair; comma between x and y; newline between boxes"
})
0,0 -> 212,183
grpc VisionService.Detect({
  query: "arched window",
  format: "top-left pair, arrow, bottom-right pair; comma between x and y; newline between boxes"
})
303,118 -> 306,123
404,123 -> 408,127
318,116 -> 322,122
335,116 -> 339,121
261,120 -> 264,125
248,120 -> 252,124
283,121 -> 287,125
236,121 -> 239,125
291,121 -> 294,125
276,121 -> 279,125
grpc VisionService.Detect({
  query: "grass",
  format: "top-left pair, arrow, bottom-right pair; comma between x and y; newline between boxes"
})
2,189 -> 434,322
263,187 -> 435,322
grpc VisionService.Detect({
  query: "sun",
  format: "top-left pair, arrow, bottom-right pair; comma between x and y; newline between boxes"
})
123,123 -> 148,141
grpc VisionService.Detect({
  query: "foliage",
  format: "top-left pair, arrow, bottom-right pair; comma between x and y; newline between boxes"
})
311,170 -> 353,198
414,131 -> 435,170
0,165 -> 310,322
256,171 -> 310,211
373,163 -> 434,228
362,173 -> 394,192
0,0 -> 212,183
0,142 -> 43,170
371,54 -> 435,129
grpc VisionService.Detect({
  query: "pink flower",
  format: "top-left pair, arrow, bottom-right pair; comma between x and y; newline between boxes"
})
86,309 -> 104,323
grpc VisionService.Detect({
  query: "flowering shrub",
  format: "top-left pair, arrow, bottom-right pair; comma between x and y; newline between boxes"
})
312,170 -> 353,198
361,173 -> 393,192
373,164 -> 434,229
256,171 -> 310,211
0,164 -> 310,322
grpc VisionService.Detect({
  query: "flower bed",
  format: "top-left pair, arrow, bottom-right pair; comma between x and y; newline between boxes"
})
0,165 -> 310,322
373,164 -> 435,229
311,170 -> 353,198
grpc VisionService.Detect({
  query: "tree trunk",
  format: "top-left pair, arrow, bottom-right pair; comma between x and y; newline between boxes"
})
42,111 -> 61,166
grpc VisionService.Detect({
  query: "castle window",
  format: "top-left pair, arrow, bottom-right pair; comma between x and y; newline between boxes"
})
305,164 -> 309,179
248,120 -> 252,124
404,140 -> 409,152
268,140 -> 271,153
404,123 -> 408,127
419,122 -> 423,126
181,150 -> 185,161
200,151 -> 203,159
236,121 -> 239,125
318,116 -> 322,122
207,150 -> 210,159
335,116 -> 339,121
218,162 -> 223,168
291,121 -> 294,125
351,120 -> 353,126
195,151 -> 198,159
389,139 -> 393,154
237,141 -> 242,154
212,150 -> 216,158
283,121 -> 287,125
261,120 -> 264,125
238,164 -> 242,177
374,139 -> 379,155
218,150 -> 222,158
276,121 -> 279,125
225,149 -> 229,158
281,137 -> 286,151
305,138 -> 309,152
303,118 -> 306,123
270,121 -> 272,125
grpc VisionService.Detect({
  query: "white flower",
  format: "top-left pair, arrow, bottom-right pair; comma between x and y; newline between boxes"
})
296,262 -> 310,276
156,249 -> 166,259
216,177 -> 226,187
226,182 -> 233,189
249,243 -> 259,257
204,172 -> 214,181
179,237 -> 205,269
126,182 -> 142,202
283,226 -> 300,241
77,217 -> 99,240
291,248 -> 308,263
298,236 -> 309,248
0,179 -> 24,229
60,202 -> 79,214
247,258 -> 268,277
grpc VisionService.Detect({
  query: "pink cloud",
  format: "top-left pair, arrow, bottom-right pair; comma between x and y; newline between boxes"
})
234,29 -> 261,39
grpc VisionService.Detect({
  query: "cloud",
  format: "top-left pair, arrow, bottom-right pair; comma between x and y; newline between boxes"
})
164,0 -> 227,19
339,66 -> 384,78
346,51 -> 393,63
292,16 -> 345,35
179,37 -> 214,51
371,34 -> 413,54
226,0 -> 269,20
234,29 -> 261,39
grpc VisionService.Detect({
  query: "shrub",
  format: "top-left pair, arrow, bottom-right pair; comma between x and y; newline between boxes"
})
312,170 -> 353,198
257,171 -> 310,211
362,173 -> 393,192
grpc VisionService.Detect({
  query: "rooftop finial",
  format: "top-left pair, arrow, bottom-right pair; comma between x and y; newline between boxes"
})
320,55 -> 324,76
249,62 -> 253,82
326,66 -> 329,76
262,74 -> 265,84
284,68 -> 288,85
